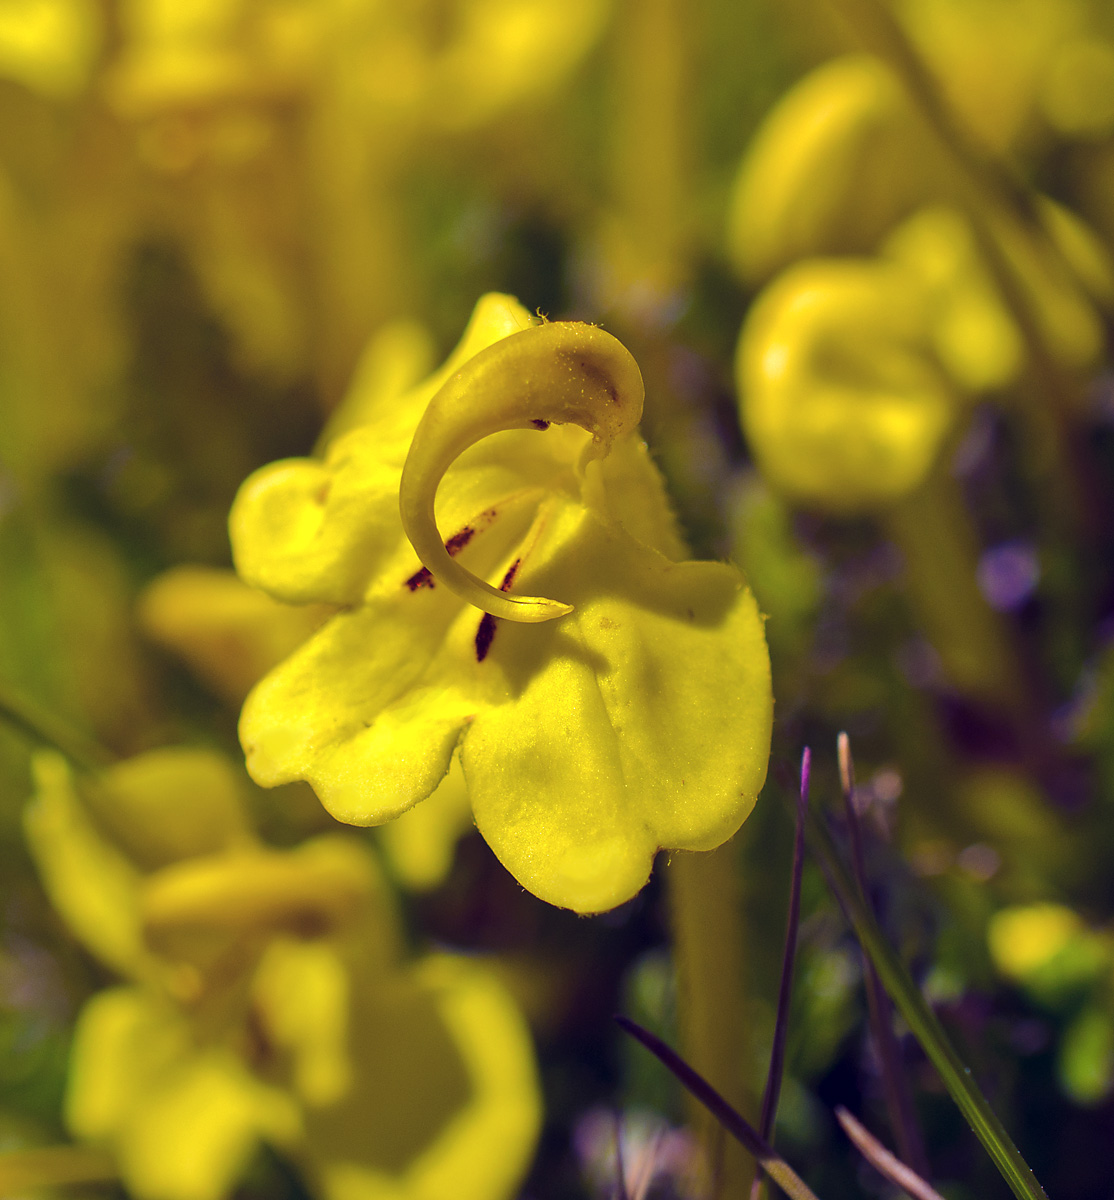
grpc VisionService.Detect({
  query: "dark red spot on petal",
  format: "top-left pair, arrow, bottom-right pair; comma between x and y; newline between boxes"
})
499,558 -> 521,592
475,559 -> 522,661
475,613 -> 497,662
405,567 -> 435,591
445,526 -> 474,556
531,419 -> 550,430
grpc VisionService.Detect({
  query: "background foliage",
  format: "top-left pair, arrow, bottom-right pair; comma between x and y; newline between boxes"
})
4,1 -> 1114,1197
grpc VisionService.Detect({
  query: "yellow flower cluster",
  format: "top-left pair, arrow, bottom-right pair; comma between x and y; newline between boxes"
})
729,51 -> 1112,515
25,748 -> 540,1200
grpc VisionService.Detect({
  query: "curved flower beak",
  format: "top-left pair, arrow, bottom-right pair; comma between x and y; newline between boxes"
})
399,321 -> 644,623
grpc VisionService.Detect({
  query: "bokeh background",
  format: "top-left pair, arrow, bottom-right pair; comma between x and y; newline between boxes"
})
4,1 -> 1114,1197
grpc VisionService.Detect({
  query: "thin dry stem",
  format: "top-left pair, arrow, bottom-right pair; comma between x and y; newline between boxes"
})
836,1107 -> 947,1200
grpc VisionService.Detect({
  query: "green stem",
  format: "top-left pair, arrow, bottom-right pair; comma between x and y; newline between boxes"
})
750,750 -> 811,1200
838,736 -> 928,1178
307,98 -> 413,406
610,0 -> 692,306
609,0 -> 727,550
0,676 -> 114,773
962,213 -> 1089,535
804,806 -> 1049,1200
669,840 -> 754,1196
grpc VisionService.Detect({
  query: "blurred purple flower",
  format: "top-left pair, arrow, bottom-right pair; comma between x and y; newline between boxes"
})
977,541 -> 1039,611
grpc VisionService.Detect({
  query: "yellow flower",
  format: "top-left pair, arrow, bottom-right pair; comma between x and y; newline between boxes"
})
898,0 -> 1086,154
136,561 -> 472,891
375,755 -> 474,893
736,258 -> 957,514
25,749 -> 541,1200
0,0 -> 101,99
988,903 -> 1111,1000
989,904 -> 1088,981
231,293 -> 772,914
726,55 -> 941,284
137,564 -> 334,706
882,205 -> 1025,395
96,0 -> 611,388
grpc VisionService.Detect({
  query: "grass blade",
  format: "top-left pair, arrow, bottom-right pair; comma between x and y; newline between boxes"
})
0,676 -> 114,773
837,733 -> 929,1178
802,805 -> 1049,1200
835,1108 -> 946,1200
615,1016 -> 825,1200
750,748 -> 811,1200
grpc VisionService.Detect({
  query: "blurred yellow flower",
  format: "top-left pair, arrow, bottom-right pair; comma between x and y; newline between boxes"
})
988,901 -> 1114,1103
1040,36 -> 1114,139
736,258 -> 957,514
375,756 -> 474,892
106,0 -> 609,129
0,0 -> 102,99
726,55 -> 940,283
883,196 -> 1113,387
989,903 -> 1085,979
93,0 -> 611,391
988,902 -> 1111,995
138,565 -> 334,706
898,0 -> 1087,154
24,749 -> 541,1200
231,293 -> 772,913
883,205 -> 1024,395
137,563 -> 475,892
